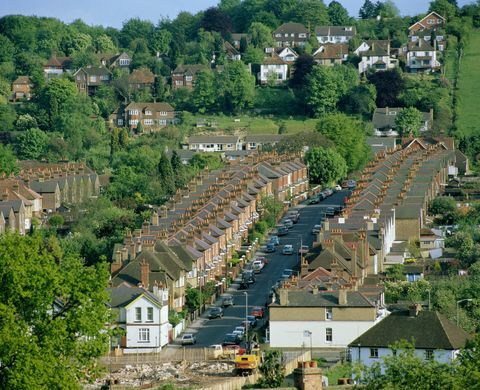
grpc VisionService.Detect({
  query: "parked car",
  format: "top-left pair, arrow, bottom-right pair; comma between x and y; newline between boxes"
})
282,244 -> 294,255
298,245 -> 309,255
326,207 -> 335,217
223,333 -> 241,346
312,224 -> 321,235
334,184 -> 342,191
235,326 -> 246,335
232,330 -> 244,341
208,306 -> 224,319
181,333 -> 196,345
257,256 -> 268,265
277,226 -> 289,236
308,197 -> 319,205
324,188 -> 333,196
252,260 -> 264,273
287,211 -> 299,223
242,270 -> 255,284
347,179 -> 356,189
282,269 -> 293,279
269,235 -> 280,245
265,242 -> 276,253
283,219 -> 294,229
221,294 -> 234,307
246,315 -> 258,327
251,306 -> 264,318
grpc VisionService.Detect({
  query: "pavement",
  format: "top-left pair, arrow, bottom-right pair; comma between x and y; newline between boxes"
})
169,190 -> 349,349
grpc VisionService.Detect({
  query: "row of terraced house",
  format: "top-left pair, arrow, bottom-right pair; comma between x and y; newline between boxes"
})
108,153 -> 308,353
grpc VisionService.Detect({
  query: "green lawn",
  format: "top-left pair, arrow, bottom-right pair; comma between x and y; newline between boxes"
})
456,29 -> 480,137
186,114 -> 316,135
443,35 -> 458,83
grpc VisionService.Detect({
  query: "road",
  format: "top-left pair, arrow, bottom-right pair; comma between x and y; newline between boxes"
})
179,190 -> 348,348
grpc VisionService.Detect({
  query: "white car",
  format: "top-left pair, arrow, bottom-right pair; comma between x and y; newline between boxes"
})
283,219 -> 294,229
232,330 -> 244,340
312,224 -> 321,234
181,333 -> 196,345
252,260 -> 264,273
282,244 -> 294,255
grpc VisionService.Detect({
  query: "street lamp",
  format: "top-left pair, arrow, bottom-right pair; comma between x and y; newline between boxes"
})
456,298 -> 473,326
244,292 -> 248,351
304,330 -> 313,358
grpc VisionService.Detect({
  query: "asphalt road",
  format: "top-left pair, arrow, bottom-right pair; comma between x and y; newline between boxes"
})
179,190 -> 349,348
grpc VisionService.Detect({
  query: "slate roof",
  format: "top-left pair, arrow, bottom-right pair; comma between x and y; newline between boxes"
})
273,22 -> 309,36
125,102 -> 174,112
372,107 -> 432,130
315,26 -> 356,37
188,135 -> 239,144
129,68 -> 155,84
349,310 -> 471,349
275,289 -> 374,308
173,64 -> 208,75
108,286 -> 162,307
29,181 -> 59,193
13,76 -> 32,85
314,43 -> 349,60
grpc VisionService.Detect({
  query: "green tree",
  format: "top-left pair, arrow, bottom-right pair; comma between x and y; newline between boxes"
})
150,28 -> 172,55
328,1 -> 351,25
0,232 -> 110,389
429,0 -> 458,20
38,78 -> 78,128
386,264 -> 405,281
368,69 -> 405,107
193,70 -> 217,113
94,34 -> 116,53
305,66 -> 342,116
316,113 -> 370,171
221,61 -> 255,113
292,0 -> 329,28
93,85 -> 118,118
0,144 -> 19,175
16,128 -> 49,160
249,22 -> 274,48
171,150 -> 187,188
0,103 -> 17,131
185,287 -> 203,312
376,0 -> 400,18
15,114 -> 38,132
359,0 -> 378,19
158,151 -> 176,196
257,349 -> 286,388
304,147 -> 347,186
290,54 -> 315,89
242,45 -> 264,64
429,197 -> 456,215
341,83 -> 377,119
395,107 -> 423,137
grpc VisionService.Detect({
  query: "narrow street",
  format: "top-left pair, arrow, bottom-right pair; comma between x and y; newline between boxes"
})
176,191 -> 348,348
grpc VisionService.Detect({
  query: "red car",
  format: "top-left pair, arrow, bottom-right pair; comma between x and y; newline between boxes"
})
224,344 -> 246,355
251,306 -> 264,318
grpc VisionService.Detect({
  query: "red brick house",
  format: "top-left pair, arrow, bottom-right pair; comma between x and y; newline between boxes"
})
11,76 -> 33,101
129,68 -> 155,91
111,102 -> 176,132
409,12 -> 446,32
74,66 -> 112,95
171,64 -> 208,90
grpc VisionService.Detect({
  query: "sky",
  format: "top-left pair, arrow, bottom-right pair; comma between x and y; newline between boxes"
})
0,0 -> 473,28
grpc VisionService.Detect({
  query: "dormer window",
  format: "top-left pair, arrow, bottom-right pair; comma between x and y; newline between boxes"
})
145,110 -> 152,116
388,111 -> 397,115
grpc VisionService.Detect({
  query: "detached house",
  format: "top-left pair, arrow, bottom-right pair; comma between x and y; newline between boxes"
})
74,66 -> 112,95
409,28 -> 446,51
313,44 -> 348,66
11,76 -> 33,101
273,23 -> 310,48
187,135 -> 242,152
171,64 -> 208,90
355,40 -> 398,74
116,102 -> 176,131
259,53 -> 289,85
98,52 -> 132,70
409,12 -> 446,33
406,40 -> 440,73
315,26 -> 356,44
372,107 -> 433,137
128,68 -> 155,91
231,33 -> 250,50
43,56 -> 72,79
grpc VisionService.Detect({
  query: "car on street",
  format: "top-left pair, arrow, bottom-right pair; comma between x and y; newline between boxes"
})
246,315 -> 258,327
181,333 -> 196,345
223,333 -> 241,346
277,226 -> 289,236
252,260 -> 264,273
282,244 -> 294,255
312,224 -> 321,235
324,188 -> 333,196
208,306 -> 224,319
251,306 -> 264,318
298,245 -> 309,255
265,242 -> 276,253
287,211 -> 300,223
347,179 -> 356,189
334,184 -> 342,191
308,196 -> 319,205
326,207 -> 335,217
221,294 -> 234,307
283,219 -> 294,229
269,235 -> 280,245
282,269 -> 293,279
242,270 -> 255,285
232,330 -> 244,340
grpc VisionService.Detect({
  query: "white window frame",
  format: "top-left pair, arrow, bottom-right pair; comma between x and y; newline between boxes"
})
144,119 -> 154,125
326,307 -> 333,320
135,307 -> 142,322
145,110 -> 152,116
147,307 -> 154,322
326,327 -> 332,342
160,111 -> 167,116
117,119 -> 124,126
185,75 -> 193,82
138,328 -> 150,342
89,75 -> 97,82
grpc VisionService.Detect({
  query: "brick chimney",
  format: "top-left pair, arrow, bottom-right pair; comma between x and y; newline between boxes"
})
140,259 -> 149,289
301,257 -> 309,277
279,288 -> 289,306
338,286 -> 347,305
151,212 -> 159,225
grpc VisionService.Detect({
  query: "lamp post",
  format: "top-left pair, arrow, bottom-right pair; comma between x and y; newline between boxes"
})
244,291 -> 248,351
456,298 -> 473,326
304,330 -> 313,359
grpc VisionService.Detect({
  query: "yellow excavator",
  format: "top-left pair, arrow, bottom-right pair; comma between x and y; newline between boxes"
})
234,334 -> 262,376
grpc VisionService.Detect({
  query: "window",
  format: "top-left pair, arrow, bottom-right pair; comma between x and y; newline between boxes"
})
299,33 -> 306,38
160,111 -> 167,116
100,74 -> 109,81
425,349 -> 434,360
129,110 -> 139,115
117,119 -> 124,126
129,119 -> 138,125
144,119 -> 153,125
89,76 -> 97,82
138,328 -> 150,342
326,308 -> 333,320
175,80 -> 183,85
325,328 -> 332,342
284,33 -> 288,37
147,307 -> 154,322
427,19 -> 434,24
370,348 -> 379,358
135,307 -> 142,322
119,58 -> 130,66
145,110 -> 152,116
158,119 -> 167,126
185,76 -> 193,81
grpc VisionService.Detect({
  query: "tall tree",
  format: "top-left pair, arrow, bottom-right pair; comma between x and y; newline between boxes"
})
341,83 -> 377,119
16,128 -> 49,160
367,69 -> 405,107
200,7 -> 232,36
328,1 -> 351,25
304,147 -> 347,186
292,0 -> 329,29
359,0 -> 378,19
220,61 -> 255,113
395,107 -> 423,137
257,350 -> 286,388
0,233 -> 110,389
305,66 -> 342,116
192,69 -> 217,113
429,0 -> 458,20
157,151 -> 176,196
0,144 -> 18,176
171,150 -> 187,188
290,54 -> 315,89
248,22 -> 274,48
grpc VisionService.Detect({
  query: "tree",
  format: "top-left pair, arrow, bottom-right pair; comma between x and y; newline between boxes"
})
429,0 -> 458,20
292,0 -> 329,28
221,61 -> 255,113
368,69 -> 405,107
157,151 -> 176,196
395,107 -> 423,137
290,54 -> 315,89
305,66 -> 342,116
242,45 -> 264,64
0,144 -> 18,175
341,83 -> 377,119
94,34 -> 116,53
457,334 -> 480,387
38,78 -> 78,128
15,114 -> 38,132
359,0 -> 378,19
192,69 -> 217,113
0,232 -> 110,388
185,287 -> 203,312
93,85 -> 118,118
428,197 -> 456,215
257,349 -> 286,388
376,0 -> 400,18
16,128 -> 49,160
316,113 -> 370,171
171,150 -> 187,188
328,1 -> 351,25
200,7 -> 232,36
249,22 -> 274,48
150,28 -> 172,55
120,18 -> 154,48
0,103 -> 17,131
304,147 -> 347,186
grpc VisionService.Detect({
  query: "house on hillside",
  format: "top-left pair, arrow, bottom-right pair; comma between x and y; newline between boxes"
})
244,134 -> 286,151
266,47 -> 298,63
74,66 -> 112,95
231,33 -> 251,50
409,11 -> 446,33
109,285 -> 169,353
349,306 -> 471,369
315,26 -> 356,44
187,135 -> 242,152
406,40 -> 440,73
355,40 -> 398,74
98,52 -> 132,70
313,44 -> 349,66
223,41 -> 241,61
259,53 -> 289,85
128,68 -> 156,91
171,64 -> 208,90
273,23 -> 310,48
111,102 -> 176,131
372,107 -> 433,137
11,76 -> 33,101
409,28 -> 446,51
43,56 -> 73,79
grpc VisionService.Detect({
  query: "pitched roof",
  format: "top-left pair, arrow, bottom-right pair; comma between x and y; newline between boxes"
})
314,43 -> 349,60
273,22 -> 309,35
372,107 -> 432,130
129,67 -> 155,84
125,102 -> 174,112
349,310 -> 471,349
173,64 -> 208,75
75,66 -> 111,76
188,135 -> 239,144
44,56 -> 72,68
244,134 -> 286,143
108,286 -> 162,307
315,26 -> 356,37
12,76 -> 32,85
274,289 -> 375,308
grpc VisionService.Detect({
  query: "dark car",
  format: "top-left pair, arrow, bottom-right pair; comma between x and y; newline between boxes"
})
325,207 -> 335,217
242,270 -> 255,286
222,333 -> 241,346
277,226 -> 289,236
265,242 -> 276,253
246,315 -> 258,328
308,197 -> 319,205
208,306 -> 224,319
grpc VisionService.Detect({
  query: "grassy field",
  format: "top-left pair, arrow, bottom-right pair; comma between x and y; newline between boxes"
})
455,29 -> 480,137
186,114 -> 317,135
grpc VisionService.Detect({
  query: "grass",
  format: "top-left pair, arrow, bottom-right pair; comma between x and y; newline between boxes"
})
186,114 -> 316,135
455,29 -> 480,137
323,362 -> 354,386
443,35 -> 458,83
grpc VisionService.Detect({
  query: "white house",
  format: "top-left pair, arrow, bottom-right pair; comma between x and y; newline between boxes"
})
406,39 -> 440,73
372,107 -> 433,137
269,287 -> 389,349
409,28 -> 446,51
349,307 -> 471,370
268,47 -> 298,63
315,26 -> 356,44
259,54 -> 289,85
187,135 -> 242,152
109,285 -> 169,354
355,40 -> 398,74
